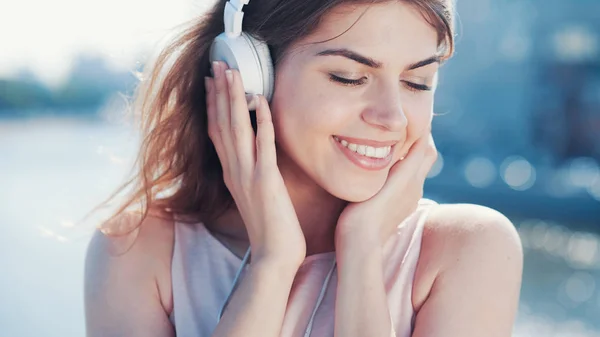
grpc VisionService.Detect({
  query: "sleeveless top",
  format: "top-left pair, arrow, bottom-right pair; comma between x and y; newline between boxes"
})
169,198 -> 438,337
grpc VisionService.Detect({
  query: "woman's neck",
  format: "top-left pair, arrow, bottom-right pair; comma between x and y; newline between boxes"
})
286,173 -> 347,256
278,147 -> 347,256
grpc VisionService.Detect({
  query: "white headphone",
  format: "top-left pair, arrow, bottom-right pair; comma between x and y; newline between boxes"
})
209,0 -> 275,101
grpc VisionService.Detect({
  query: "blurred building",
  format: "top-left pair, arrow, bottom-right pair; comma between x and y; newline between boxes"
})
434,0 -> 600,165
531,0 -> 600,163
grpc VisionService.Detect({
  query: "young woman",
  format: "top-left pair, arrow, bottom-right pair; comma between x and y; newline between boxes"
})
84,0 -> 524,336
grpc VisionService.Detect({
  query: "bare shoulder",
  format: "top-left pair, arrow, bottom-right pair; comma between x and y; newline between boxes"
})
427,203 -> 522,263
84,208 -> 175,337
411,203 -> 524,336
88,208 -> 175,261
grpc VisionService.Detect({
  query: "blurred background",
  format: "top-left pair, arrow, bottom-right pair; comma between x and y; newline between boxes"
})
1,0 -> 599,336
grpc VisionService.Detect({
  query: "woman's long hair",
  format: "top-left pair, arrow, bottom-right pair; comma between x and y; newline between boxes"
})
87,0 -> 456,233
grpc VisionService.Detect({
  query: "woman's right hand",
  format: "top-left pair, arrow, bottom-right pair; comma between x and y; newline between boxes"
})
205,61 -> 306,268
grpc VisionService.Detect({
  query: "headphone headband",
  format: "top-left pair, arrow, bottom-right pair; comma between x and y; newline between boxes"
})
211,0 -> 274,101
224,0 -> 250,37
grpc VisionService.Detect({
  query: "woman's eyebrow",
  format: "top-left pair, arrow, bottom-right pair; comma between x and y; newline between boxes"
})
315,48 -> 382,68
315,48 -> 441,71
407,55 -> 441,70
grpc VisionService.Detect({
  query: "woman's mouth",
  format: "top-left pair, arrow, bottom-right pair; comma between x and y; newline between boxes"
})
332,135 -> 396,171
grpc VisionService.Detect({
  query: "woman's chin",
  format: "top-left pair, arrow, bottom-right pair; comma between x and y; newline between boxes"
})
328,179 -> 386,203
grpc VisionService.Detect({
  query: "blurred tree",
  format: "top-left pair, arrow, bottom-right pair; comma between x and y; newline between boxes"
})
0,79 -> 55,110
0,53 -> 138,114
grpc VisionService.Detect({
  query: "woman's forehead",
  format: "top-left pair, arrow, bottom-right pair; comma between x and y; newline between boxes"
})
288,2 -> 440,67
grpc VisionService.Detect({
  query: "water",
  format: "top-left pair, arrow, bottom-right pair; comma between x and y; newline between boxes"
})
0,117 -> 138,337
1,117 -> 599,337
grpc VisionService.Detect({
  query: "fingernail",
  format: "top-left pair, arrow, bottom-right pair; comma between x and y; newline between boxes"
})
246,94 -> 255,109
254,95 -> 261,109
212,61 -> 220,78
225,69 -> 233,85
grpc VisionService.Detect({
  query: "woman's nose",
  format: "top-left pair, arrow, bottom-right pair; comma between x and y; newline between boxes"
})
360,89 -> 408,132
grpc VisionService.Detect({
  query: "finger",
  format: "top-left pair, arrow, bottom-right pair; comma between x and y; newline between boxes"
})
213,61 -> 238,171
416,133 -> 438,182
254,95 -> 278,169
205,76 -> 229,171
226,68 -> 256,171
246,94 -> 259,111
395,133 -> 429,176
375,133 -> 429,197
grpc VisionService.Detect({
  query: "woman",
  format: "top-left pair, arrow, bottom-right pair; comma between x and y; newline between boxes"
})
84,0 -> 524,336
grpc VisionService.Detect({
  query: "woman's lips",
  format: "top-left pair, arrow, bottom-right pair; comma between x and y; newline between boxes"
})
332,136 -> 395,171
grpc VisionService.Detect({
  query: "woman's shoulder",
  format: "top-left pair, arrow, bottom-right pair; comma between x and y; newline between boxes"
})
421,202 -> 521,241
85,208 -> 176,318
91,208 -> 175,256
422,203 -> 522,255
412,202 -> 524,310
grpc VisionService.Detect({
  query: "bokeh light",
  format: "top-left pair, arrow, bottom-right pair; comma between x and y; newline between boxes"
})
464,156 -> 496,188
501,156 -> 536,191
553,25 -> 599,63
564,272 -> 596,304
588,179 -> 600,201
568,157 -> 599,189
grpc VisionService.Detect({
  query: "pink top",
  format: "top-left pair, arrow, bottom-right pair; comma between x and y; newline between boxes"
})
169,198 -> 437,336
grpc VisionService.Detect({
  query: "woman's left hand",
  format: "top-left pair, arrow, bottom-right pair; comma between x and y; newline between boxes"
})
335,129 -> 438,249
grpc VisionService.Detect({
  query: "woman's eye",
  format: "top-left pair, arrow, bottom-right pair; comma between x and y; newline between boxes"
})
329,74 -> 366,86
329,74 -> 433,93
403,81 -> 432,93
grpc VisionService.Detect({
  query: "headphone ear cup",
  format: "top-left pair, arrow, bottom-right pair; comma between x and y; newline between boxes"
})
242,33 -> 275,102
209,33 -> 275,102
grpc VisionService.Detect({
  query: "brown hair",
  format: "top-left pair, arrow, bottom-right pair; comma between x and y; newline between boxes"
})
88,0 -> 455,232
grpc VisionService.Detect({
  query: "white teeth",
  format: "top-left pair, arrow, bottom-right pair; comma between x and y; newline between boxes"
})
334,136 -> 392,159
357,145 -> 366,155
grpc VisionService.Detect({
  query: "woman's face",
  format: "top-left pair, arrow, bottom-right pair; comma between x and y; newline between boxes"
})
270,1 -> 440,202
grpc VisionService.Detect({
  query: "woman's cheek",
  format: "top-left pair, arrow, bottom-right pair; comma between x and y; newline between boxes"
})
407,96 -> 434,126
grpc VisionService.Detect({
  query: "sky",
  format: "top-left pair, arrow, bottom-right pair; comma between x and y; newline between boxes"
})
0,0 -> 214,86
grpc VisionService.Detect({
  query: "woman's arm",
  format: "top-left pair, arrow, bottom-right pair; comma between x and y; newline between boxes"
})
211,257 -> 299,337
333,203 -> 523,337
204,63 -> 306,336
335,241 -> 396,337
412,204 -> 524,337
84,213 -> 176,337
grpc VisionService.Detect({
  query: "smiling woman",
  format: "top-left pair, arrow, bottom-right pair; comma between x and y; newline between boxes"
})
83,1 -> 523,337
